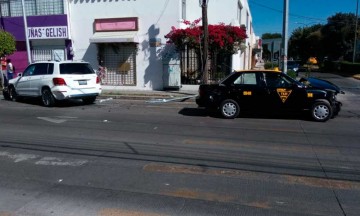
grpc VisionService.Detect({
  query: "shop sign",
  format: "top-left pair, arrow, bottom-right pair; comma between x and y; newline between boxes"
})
28,26 -> 68,39
94,17 -> 138,32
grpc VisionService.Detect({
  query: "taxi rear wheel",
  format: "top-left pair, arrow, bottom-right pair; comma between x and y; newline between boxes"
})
220,99 -> 240,119
311,100 -> 332,122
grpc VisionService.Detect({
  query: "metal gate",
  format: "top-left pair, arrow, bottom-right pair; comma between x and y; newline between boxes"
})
100,43 -> 137,86
31,49 -> 66,62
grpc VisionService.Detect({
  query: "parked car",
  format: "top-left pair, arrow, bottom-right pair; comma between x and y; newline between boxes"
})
3,60 -> 102,107
196,70 -> 342,122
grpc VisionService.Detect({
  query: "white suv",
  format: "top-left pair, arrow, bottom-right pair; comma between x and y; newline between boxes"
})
3,60 -> 102,107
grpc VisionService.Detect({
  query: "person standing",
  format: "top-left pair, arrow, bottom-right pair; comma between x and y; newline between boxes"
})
0,57 -> 6,88
6,59 -> 14,80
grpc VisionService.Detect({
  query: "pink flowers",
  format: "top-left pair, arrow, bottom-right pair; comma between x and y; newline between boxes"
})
165,19 -> 247,54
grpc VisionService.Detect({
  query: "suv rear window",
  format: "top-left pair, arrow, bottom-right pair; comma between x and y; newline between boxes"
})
60,63 -> 95,75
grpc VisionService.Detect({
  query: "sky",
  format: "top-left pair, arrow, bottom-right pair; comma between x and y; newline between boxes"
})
248,0 -> 357,37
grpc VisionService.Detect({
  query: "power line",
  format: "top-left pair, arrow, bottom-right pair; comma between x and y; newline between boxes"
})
249,0 -> 327,22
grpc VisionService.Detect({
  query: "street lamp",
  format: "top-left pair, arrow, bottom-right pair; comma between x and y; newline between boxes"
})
282,0 -> 289,74
21,0 -> 31,64
199,0 -> 209,83
353,0 -> 359,63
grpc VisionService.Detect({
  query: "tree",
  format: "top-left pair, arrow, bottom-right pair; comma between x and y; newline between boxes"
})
288,12 -> 359,63
321,13 -> 358,61
288,24 -> 323,62
0,30 -> 16,57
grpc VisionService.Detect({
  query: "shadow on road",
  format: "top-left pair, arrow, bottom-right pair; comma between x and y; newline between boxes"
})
179,107 -> 312,121
178,107 -> 210,117
5,97 -> 91,108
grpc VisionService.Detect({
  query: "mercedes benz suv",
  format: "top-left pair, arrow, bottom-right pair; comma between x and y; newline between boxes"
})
3,60 -> 102,107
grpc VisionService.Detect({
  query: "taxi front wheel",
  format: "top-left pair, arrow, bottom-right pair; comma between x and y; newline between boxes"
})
311,100 -> 333,122
220,99 -> 240,119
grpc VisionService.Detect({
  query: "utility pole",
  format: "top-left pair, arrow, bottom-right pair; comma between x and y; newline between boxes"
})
282,0 -> 289,73
353,0 -> 359,63
200,0 -> 209,84
21,0 -> 32,64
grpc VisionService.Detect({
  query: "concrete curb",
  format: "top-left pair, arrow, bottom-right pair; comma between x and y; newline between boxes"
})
99,91 -> 198,102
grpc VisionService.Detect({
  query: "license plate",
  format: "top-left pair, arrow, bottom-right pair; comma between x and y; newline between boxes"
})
78,80 -> 87,85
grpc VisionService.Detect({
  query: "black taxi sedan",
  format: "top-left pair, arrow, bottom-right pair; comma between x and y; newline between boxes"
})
196,70 -> 342,122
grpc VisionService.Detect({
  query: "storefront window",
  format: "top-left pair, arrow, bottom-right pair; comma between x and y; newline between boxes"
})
0,0 -> 64,17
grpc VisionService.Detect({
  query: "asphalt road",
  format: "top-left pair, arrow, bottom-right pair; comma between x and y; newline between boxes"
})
0,73 -> 360,216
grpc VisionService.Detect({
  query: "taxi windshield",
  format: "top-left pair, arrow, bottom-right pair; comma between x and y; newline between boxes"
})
264,72 -> 302,88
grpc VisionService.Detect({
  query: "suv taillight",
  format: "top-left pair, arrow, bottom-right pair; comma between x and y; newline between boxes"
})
53,78 -> 67,86
96,76 -> 100,84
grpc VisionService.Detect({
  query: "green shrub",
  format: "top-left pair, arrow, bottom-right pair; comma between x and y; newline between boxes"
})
264,62 -> 278,69
340,61 -> 360,74
286,70 -> 297,79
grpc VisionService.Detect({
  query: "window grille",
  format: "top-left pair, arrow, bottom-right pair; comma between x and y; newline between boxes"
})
180,48 -> 201,84
100,43 -> 137,86
180,47 -> 231,84
0,0 -> 63,17
0,1 -> 10,16
31,49 -> 66,62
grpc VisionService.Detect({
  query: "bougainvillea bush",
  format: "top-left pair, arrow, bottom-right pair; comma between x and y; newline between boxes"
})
165,19 -> 247,55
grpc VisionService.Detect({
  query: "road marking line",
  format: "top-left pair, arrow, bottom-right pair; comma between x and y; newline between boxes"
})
161,188 -> 234,203
37,117 -> 67,124
0,151 -> 37,162
37,116 -> 78,124
98,209 -> 166,216
0,151 -> 87,167
35,157 -> 87,166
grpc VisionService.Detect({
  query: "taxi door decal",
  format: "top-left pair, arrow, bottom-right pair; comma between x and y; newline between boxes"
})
243,91 -> 252,96
276,88 -> 292,103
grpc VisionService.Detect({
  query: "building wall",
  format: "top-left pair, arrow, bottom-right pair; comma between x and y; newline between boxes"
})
69,0 -> 257,90
69,0 -> 181,90
2,0 -> 257,90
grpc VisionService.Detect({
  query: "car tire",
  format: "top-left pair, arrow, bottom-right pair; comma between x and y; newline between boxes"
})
7,86 -> 17,101
311,100 -> 333,122
220,99 -> 240,119
82,96 -> 96,104
3,89 -> 10,100
41,88 -> 56,107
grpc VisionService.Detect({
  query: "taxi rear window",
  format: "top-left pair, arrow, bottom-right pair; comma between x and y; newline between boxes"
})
233,73 -> 257,85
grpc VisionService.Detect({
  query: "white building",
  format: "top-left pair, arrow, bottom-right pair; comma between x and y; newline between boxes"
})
68,0 -> 258,91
